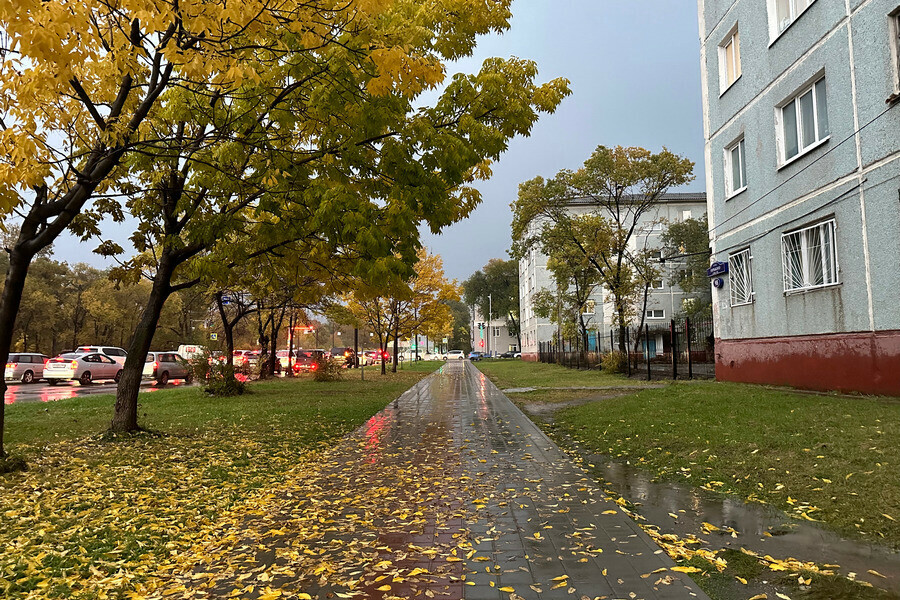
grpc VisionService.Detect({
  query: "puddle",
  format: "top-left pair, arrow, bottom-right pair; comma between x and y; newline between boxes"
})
589,456 -> 900,592
527,401 -> 900,594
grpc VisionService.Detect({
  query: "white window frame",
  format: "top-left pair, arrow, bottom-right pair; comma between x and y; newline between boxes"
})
769,0 -> 816,42
646,309 -> 665,319
650,279 -> 664,290
777,75 -> 829,167
719,26 -> 742,93
492,326 -> 500,337
781,219 -> 839,293
729,248 -> 754,306
724,136 -> 748,198
581,300 -> 596,315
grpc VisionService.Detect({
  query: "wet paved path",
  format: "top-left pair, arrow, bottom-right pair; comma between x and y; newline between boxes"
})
437,361 -> 707,600
152,361 -> 708,599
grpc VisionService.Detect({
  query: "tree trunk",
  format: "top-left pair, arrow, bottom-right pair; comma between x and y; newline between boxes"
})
391,318 -> 399,373
0,248 -> 36,457
615,292 -> 628,352
110,256 -> 175,433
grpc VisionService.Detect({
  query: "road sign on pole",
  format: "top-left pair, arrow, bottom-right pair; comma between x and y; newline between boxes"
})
210,333 -> 218,341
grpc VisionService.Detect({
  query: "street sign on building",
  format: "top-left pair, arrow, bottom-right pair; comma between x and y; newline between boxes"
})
706,261 -> 729,277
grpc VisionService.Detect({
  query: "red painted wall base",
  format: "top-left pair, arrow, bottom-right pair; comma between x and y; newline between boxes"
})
521,353 -> 538,362
716,330 -> 900,396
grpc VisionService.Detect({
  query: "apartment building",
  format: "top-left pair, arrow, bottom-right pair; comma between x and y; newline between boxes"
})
518,194 -> 708,359
699,0 -> 900,393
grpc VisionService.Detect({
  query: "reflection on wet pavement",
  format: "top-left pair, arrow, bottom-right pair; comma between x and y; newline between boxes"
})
146,360 -> 708,600
4,380 -> 191,405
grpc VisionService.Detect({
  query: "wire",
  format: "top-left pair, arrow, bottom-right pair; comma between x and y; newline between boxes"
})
710,102 -> 896,238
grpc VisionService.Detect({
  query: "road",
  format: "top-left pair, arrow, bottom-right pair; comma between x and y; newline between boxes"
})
4,379 -> 194,404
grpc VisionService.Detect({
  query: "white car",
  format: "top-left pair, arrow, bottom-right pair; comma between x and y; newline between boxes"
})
447,350 -> 466,360
45,352 -> 123,385
5,353 -> 49,383
75,345 -> 128,365
144,352 -> 192,385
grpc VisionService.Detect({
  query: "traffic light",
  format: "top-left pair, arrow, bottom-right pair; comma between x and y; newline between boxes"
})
479,340 -> 484,347
478,322 -> 484,339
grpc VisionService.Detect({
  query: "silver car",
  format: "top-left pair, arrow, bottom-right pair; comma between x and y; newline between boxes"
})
447,350 -> 466,360
75,346 -> 128,365
144,352 -> 191,385
4,353 -> 49,383
45,352 -> 122,385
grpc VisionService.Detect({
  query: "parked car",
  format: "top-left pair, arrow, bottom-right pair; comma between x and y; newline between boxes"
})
292,349 -> 326,373
329,347 -> 356,367
45,352 -> 122,385
4,353 -> 49,383
447,350 -> 465,360
75,346 -> 127,365
232,350 -> 261,372
144,352 -> 192,385
277,349 -> 298,370
499,351 -> 521,359
468,351 -> 485,361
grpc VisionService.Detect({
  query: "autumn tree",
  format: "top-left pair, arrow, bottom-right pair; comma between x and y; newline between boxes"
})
86,0 -> 569,433
462,259 -> 521,350
339,250 -> 459,374
0,0 -> 348,456
511,145 -> 694,352
661,215 -> 712,319
444,299 -> 473,353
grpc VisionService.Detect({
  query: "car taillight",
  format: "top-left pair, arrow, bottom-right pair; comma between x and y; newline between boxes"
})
5,363 -> 13,369
153,361 -> 159,370
311,363 -> 318,371
70,360 -> 78,368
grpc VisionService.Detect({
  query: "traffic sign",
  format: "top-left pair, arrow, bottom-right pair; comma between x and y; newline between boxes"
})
442,337 -> 448,343
210,333 -> 218,341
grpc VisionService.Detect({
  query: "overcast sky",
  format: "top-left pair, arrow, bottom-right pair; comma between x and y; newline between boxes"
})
422,0 -> 706,282
52,0 -> 705,282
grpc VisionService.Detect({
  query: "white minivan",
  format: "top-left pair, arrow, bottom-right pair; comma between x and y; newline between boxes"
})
447,350 -> 466,360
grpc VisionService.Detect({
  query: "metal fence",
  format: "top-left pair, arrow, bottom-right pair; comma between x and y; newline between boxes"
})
537,317 -> 715,380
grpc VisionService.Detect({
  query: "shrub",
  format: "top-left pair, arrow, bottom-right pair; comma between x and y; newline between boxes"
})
186,351 -> 212,383
601,351 -> 628,374
203,362 -> 246,396
312,357 -> 343,382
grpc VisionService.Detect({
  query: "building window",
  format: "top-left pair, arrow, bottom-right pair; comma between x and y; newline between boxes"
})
780,76 -> 828,163
646,309 -> 665,319
492,326 -> 500,337
650,250 -> 662,260
651,280 -> 664,289
729,249 -> 754,306
719,27 -> 741,91
774,0 -> 815,34
725,137 -> 747,197
581,300 -> 596,315
781,220 -> 838,292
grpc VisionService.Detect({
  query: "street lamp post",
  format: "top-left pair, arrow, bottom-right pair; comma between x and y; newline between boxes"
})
487,293 -> 492,358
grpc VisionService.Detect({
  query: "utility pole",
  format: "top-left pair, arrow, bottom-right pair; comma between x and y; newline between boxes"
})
488,293 -> 492,358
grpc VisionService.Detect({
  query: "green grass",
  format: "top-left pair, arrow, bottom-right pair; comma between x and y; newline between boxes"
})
0,371 -> 431,599
475,359 -> 647,390
682,550 -> 899,600
554,381 -> 900,547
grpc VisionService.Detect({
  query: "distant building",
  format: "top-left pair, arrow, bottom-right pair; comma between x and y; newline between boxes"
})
698,0 -> 900,393
518,193 -> 708,360
470,307 -> 519,356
